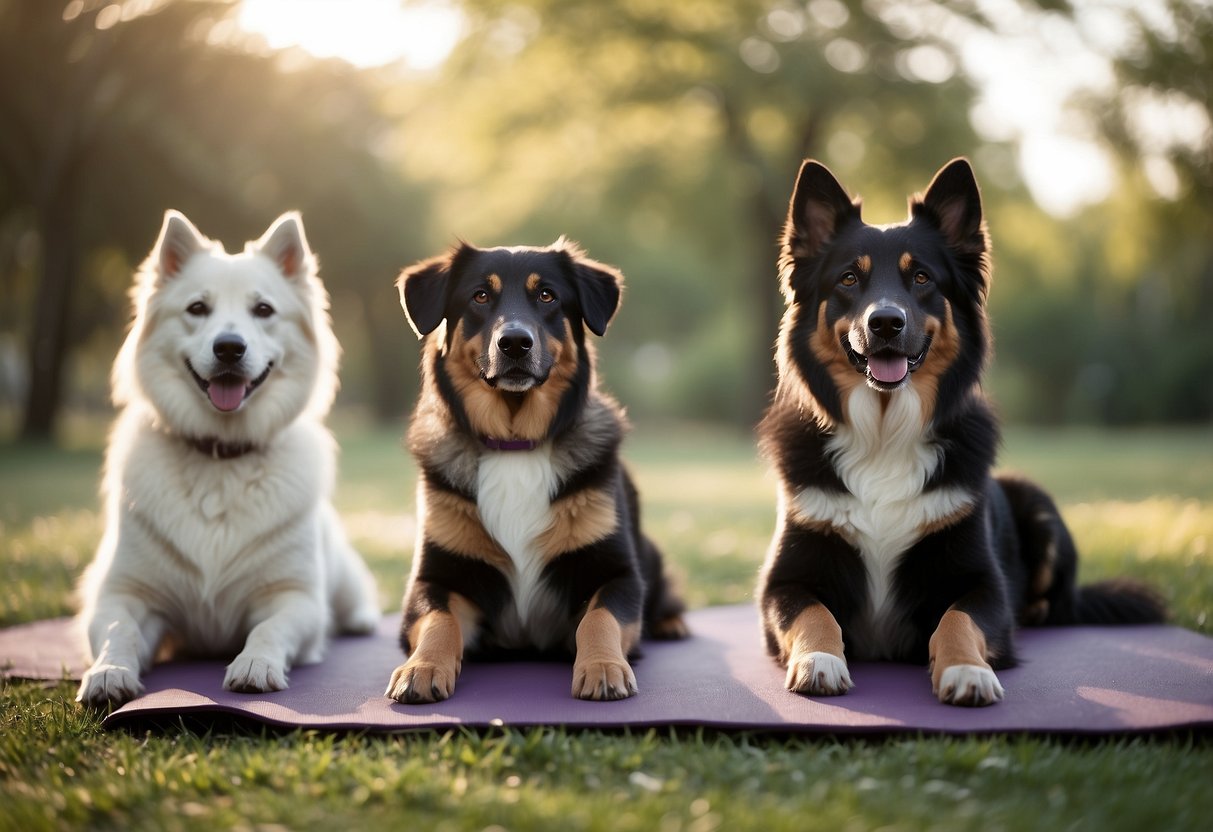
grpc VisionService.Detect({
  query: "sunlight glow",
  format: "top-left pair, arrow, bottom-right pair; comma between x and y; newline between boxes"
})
237,0 -> 462,70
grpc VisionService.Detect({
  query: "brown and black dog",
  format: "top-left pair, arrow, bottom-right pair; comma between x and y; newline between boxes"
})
758,158 -> 1165,706
385,239 -> 686,704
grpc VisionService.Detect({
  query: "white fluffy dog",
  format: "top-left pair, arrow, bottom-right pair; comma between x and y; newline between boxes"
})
76,210 -> 379,707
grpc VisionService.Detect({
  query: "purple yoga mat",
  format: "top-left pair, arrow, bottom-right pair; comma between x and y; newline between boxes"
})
3,606 -> 1211,735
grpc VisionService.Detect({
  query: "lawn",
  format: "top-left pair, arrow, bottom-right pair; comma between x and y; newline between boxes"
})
1,420 -> 1211,831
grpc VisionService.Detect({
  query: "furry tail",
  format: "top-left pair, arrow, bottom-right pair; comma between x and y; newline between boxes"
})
1074,579 -> 1167,625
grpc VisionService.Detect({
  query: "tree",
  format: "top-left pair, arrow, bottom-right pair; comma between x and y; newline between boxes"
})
0,0 -> 428,439
401,0 -> 983,423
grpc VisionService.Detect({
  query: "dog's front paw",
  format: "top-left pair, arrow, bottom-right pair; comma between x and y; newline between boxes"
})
786,651 -> 853,696
935,664 -> 1004,707
77,662 -> 143,708
224,652 -> 289,693
385,657 -> 460,704
572,657 -> 637,701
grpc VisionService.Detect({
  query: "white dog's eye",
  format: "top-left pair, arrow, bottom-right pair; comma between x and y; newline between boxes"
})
186,301 -> 210,317
252,302 -> 275,319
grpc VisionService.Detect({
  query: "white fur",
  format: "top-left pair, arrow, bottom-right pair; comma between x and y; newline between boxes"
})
786,651 -> 854,696
937,664 -> 1005,706
790,386 -> 975,649
76,211 -> 379,707
476,444 -> 564,649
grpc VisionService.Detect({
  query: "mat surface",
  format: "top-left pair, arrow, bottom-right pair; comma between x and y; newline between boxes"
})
3,606 -> 1211,735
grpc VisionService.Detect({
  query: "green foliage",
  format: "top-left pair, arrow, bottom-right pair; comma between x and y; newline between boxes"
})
2,0 -> 1212,445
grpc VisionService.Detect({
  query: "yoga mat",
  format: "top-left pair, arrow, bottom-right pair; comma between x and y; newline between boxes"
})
2,606 -> 1211,735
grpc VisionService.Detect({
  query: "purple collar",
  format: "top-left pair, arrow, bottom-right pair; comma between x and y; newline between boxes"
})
185,435 -> 259,460
481,436 -> 539,452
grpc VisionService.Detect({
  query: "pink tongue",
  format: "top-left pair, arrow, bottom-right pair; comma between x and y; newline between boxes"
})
868,354 -> 909,384
208,379 -> 246,412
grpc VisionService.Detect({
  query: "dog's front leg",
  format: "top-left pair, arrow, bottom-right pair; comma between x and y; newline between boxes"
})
78,593 -> 166,707
572,582 -> 642,701
929,606 -> 1004,706
386,587 -> 475,704
765,591 -> 854,696
224,590 -> 325,693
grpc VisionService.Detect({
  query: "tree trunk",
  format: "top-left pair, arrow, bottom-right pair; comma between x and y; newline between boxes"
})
20,200 -> 77,441
359,289 -> 417,424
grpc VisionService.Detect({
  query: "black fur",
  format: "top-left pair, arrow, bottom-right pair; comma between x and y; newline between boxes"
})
393,240 -> 685,676
759,159 -> 1165,696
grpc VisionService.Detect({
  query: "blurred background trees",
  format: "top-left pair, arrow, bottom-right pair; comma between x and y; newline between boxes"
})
0,0 -> 1209,442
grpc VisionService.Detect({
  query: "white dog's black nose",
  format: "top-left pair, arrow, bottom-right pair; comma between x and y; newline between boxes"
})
867,307 -> 906,341
213,333 -> 247,365
497,327 -> 533,360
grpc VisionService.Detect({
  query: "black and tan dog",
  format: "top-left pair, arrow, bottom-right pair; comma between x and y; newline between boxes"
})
385,239 -> 686,704
758,158 -> 1165,706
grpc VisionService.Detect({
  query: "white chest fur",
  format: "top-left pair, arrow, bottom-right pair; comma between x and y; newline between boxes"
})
791,387 -> 974,631
476,445 -> 560,636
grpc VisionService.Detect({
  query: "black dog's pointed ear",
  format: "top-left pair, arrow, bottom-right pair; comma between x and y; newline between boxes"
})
555,237 -> 622,337
396,253 -> 453,338
785,160 -> 861,261
915,157 -> 987,255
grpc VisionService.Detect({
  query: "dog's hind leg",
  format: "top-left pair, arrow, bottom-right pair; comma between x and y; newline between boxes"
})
321,504 -> 381,635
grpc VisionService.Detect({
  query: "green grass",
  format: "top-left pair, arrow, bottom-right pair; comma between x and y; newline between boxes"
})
2,421 -> 1212,831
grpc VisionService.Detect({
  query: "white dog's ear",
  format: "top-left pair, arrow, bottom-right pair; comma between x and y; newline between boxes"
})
153,210 -> 206,279
255,211 -> 313,278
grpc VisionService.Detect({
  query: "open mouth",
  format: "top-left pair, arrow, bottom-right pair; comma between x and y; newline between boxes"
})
186,360 -> 272,412
841,334 -> 932,390
484,367 -> 544,392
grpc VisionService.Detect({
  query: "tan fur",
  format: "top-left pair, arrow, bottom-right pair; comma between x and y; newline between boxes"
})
928,608 -> 993,692
487,274 -> 502,293
535,486 -> 619,559
444,320 -> 581,441
386,596 -> 474,703
778,603 -> 845,665
855,254 -> 871,275
911,300 -> 961,423
810,301 -> 866,399
650,615 -> 690,640
572,602 -> 640,700
899,252 -> 914,272
526,273 -> 541,291
421,487 -> 511,570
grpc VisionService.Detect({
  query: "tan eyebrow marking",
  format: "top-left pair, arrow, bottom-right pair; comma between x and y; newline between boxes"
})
855,255 -> 871,275
526,273 -> 541,292
487,274 -> 502,292
899,252 -> 914,272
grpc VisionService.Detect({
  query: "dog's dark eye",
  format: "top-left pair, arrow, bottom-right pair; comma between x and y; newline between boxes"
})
839,272 -> 858,287
186,301 -> 210,317
538,288 -> 557,303
472,290 -> 490,305
914,270 -> 931,285
252,302 -> 275,318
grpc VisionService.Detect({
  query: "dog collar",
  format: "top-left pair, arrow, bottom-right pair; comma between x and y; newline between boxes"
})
481,436 -> 539,452
184,435 -> 260,460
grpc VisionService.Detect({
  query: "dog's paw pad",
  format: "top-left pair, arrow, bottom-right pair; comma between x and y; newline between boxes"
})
936,664 -> 1004,707
572,658 -> 637,701
77,662 -> 143,708
786,651 -> 853,696
385,658 -> 459,704
224,653 -> 289,693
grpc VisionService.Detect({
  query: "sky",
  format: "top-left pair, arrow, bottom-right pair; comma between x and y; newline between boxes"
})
234,0 -> 1205,219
